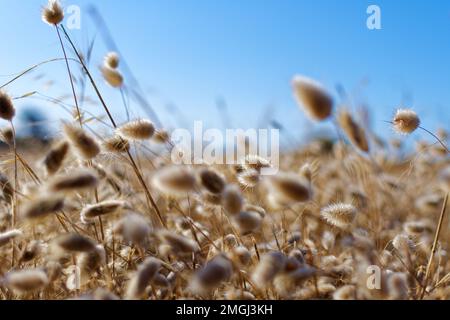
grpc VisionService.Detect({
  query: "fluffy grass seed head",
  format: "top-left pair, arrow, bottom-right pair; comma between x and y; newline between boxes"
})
115,213 -> 152,249
80,200 -> 126,223
221,184 -> 244,215
268,172 -> 311,206
198,168 -> 226,194
42,140 -> 70,175
321,203 -> 357,230
152,166 -> 197,197
191,254 -> 233,294
103,135 -> 130,153
0,90 -> 15,121
117,119 -> 155,140
48,169 -> 99,193
4,269 -> 49,293
22,195 -> 65,220
338,108 -> 369,152
104,52 -> 120,69
158,230 -> 200,255
233,211 -> 263,235
292,75 -> 333,121
126,257 -> 161,300
0,229 -> 22,247
42,0 -> 64,25
252,252 -> 286,288
53,233 -> 97,253
101,66 -> 123,88
392,109 -> 420,134
63,123 -> 100,160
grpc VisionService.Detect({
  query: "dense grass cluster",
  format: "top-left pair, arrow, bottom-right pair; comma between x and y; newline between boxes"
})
0,0 -> 448,300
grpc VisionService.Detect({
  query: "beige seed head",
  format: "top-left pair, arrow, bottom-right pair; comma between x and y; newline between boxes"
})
392,109 -> 420,134
48,169 -> 99,193
115,213 -> 152,249
152,129 -> 170,144
232,211 -> 263,235
63,123 -> 100,160
292,75 -> 333,121
0,127 -> 13,144
5,269 -> 49,293
268,172 -> 311,205
191,254 -> 233,294
104,52 -> 120,69
0,90 -> 15,121
387,272 -> 409,300
198,168 -> 226,194
221,184 -> 244,215
237,169 -> 260,188
101,66 -> 123,88
333,285 -> 356,300
0,229 -> 22,247
158,230 -> 200,255
152,166 -> 197,197
22,195 -> 65,220
126,257 -> 161,300
321,203 -> 357,230
42,140 -> 70,175
42,0 -> 64,25
392,234 -> 415,253
117,119 -> 155,140
54,233 -> 97,252
252,252 -> 286,288
103,135 -> 130,153
337,108 -> 369,152
230,246 -> 252,266
80,200 -> 126,222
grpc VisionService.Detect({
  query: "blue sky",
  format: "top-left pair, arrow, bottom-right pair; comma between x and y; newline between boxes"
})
0,0 -> 449,144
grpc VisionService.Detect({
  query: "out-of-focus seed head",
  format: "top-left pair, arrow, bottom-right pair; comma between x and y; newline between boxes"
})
42,140 -> 70,175
337,108 -> 369,153
292,75 -> 333,121
101,66 -> 123,88
221,184 -> 244,215
104,52 -> 120,69
232,211 -> 263,235
115,213 -> 152,249
267,172 -> 311,206
48,169 -> 99,193
191,254 -> 233,294
198,168 -> 226,194
252,252 -> 286,288
126,257 -> 162,300
22,194 -> 65,220
0,90 -> 15,121
0,229 -> 22,247
53,233 -> 97,253
4,269 -> 49,293
152,166 -> 197,197
63,123 -> 100,160
80,200 -> 126,223
158,230 -> 200,255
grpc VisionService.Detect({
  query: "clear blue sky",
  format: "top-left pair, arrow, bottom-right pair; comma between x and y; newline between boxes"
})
0,0 -> 449,143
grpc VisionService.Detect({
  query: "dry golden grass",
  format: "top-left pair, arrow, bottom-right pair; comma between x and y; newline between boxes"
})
0,0 -> 448,300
